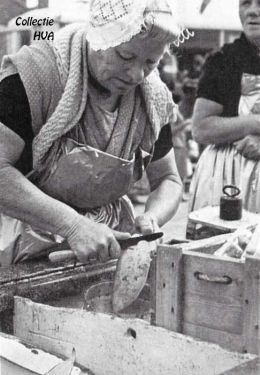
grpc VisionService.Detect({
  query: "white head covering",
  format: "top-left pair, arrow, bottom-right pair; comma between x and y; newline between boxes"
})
87,0 -> 180,51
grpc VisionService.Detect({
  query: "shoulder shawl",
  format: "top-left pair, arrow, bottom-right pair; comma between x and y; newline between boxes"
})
0,24 -> 177,170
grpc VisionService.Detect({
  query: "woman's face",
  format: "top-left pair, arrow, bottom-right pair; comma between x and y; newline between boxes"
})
240,0 -> 260,45
88,35 -> 167,95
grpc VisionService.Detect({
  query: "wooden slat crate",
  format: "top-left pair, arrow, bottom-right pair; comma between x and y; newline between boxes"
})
13,297 -> 257,375
154,234 -> 260,355
0,258 -> 116,333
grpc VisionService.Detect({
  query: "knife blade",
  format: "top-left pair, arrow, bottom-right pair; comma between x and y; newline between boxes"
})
118,232 -> 163,250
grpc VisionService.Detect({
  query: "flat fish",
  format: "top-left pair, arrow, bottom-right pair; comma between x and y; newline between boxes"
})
112,240 -> 155,313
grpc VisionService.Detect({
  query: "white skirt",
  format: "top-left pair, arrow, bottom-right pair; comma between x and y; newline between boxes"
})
189,144 -> 260,213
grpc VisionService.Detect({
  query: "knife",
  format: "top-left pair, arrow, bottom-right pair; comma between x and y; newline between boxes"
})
119,232 -> 163,250
48,232 -> 163,263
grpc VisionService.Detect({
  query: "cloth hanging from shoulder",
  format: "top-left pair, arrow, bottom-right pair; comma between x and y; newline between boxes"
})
1,24 -> 177,173
79,82 -> 150,160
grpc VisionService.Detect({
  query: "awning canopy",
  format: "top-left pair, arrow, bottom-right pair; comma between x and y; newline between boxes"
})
9,0 -> 242,32
173,0 -> 242,31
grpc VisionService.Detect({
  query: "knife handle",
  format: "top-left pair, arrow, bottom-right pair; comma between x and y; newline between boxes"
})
48,231 -> 164,263
49,250 -> 76,263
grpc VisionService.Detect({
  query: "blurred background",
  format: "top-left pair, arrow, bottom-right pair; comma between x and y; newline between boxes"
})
0,0 -> 241,66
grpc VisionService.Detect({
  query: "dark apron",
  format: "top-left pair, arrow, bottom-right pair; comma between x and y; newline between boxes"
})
0,138 -> 137,265
38,138 -> 135,209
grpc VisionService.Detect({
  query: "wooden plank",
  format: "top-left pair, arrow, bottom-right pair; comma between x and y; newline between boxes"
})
186,221 -> 230,240
0,259 -> 72,284
0,333 -> 81,375
219,357 -> 260,375
183,322 -> 244,353
189,206 -> 259,232
183,296 -> 243,334
0,259 -> 116,334
14,297 -> 255,375
182,252 -> 244,335
148,254 -> 156,325
170,233 -> 231,255
155,245 -> 183,331
183,252 -> 244,304
0,258 -> 116,285
154,239 -> 260,355
242,256 -> 260,355
0,259 -> 116,313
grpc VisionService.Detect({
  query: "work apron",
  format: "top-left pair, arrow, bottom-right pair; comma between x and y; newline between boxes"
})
0,138 -> 137,265
189,73 -> 260,214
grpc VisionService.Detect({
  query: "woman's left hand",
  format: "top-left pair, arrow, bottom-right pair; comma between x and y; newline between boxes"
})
234,135 -> 260,160
135,212 -> 160,235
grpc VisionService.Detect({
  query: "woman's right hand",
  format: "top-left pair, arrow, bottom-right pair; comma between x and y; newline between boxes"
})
234,135 -> 260,160
65,216 -> 131,263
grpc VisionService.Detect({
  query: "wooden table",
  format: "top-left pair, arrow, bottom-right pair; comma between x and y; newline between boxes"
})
187,206 -> 260,240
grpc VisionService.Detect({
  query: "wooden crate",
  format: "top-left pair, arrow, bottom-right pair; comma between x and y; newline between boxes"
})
154,234 -> 260,355
186,206 -> 260,240
0,258 -> 116,333
13,297 -> 258,375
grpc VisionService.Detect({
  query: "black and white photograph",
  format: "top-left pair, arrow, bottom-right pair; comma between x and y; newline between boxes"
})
0,0 -> 259,374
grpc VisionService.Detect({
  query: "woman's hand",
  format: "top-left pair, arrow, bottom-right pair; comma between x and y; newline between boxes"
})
66,216 -> 130,263
135,212 -> 160,235
234,135 -> 260,160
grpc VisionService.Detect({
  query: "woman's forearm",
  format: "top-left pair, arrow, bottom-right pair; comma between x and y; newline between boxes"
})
192,99 -> 260,145
144,178 -> 182,227
193,114 -> 260,145
0,163 -> 80,237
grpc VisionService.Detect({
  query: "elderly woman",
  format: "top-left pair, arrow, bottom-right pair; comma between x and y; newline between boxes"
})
0,0 -> 182,265
189,0 -> 260,214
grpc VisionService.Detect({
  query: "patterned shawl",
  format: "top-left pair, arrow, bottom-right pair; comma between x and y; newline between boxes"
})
0,23 -> 177,172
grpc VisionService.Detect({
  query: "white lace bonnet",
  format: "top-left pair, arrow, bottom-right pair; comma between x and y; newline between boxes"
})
87,0 -> 180,51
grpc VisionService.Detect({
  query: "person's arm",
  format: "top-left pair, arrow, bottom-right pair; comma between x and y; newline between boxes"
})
0,123 -> 78,233
135,149 -> 182,234
192,98 -> 260,145
0,124 -> 131,262
191,48 -> 260,145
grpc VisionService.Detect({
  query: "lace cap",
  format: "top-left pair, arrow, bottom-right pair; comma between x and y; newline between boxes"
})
87,0 -> 179,51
